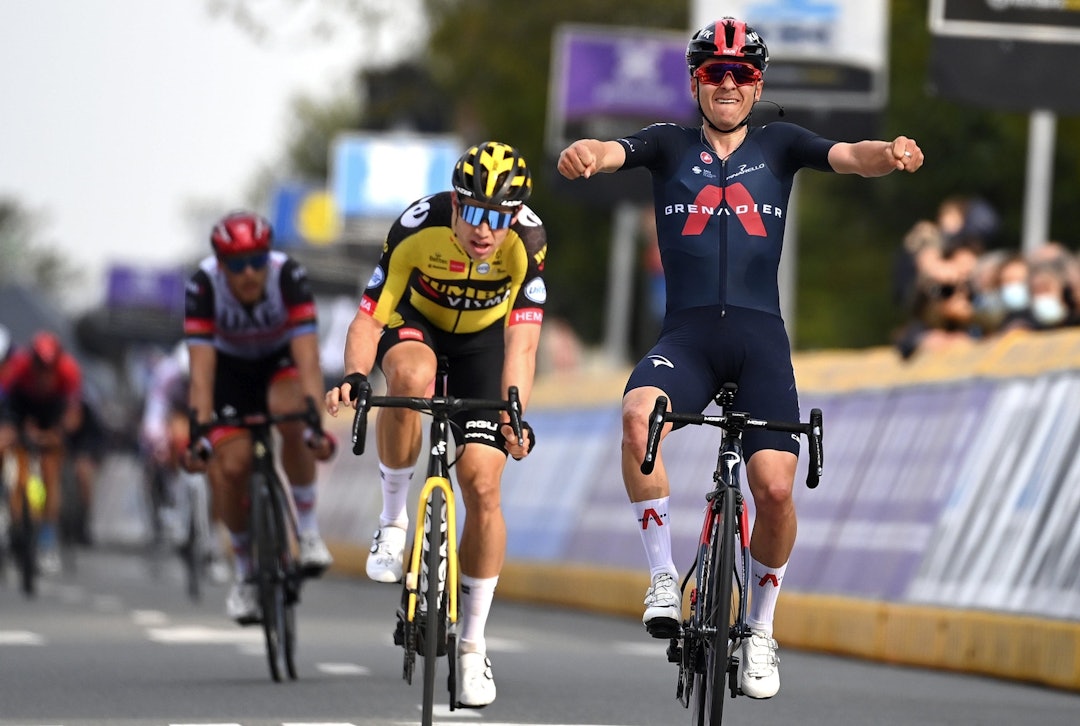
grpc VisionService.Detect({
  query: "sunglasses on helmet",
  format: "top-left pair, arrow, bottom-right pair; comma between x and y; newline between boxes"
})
694,62 -> 762,87
459,200 -> 515,230
221,252 -> 270,274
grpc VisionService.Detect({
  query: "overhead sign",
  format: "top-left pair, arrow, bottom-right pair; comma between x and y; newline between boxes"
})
930,0 -> 1080,43
331,133 -> 462,219
545,25 -> 696,154
690,0 -> 890,111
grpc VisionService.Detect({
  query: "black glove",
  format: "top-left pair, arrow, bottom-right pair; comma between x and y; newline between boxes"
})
339,372 -> 369,402
504,420 -> 536,461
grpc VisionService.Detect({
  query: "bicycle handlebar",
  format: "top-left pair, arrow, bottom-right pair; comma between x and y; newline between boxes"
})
640,395 -> 824,489
349,383 -> 523,457
188,396 -> 325,459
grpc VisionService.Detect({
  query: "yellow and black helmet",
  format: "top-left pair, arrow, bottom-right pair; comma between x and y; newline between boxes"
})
452,141 -> 532,207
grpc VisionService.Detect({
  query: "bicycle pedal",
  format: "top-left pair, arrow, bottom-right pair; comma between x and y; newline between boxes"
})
645,617 -> 679,640
666,639 -> 682,663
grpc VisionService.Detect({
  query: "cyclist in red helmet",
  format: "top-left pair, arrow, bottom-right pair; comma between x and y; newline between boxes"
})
558,16 -> 924,700
182,210 -> 337,624
0,329 -> 83,575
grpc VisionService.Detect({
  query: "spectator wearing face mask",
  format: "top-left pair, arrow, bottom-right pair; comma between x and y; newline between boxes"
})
1027,262 -> 1079,330
994,253 -> 1036,334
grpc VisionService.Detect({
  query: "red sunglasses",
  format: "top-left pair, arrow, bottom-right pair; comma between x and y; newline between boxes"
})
694,62 -> 762,87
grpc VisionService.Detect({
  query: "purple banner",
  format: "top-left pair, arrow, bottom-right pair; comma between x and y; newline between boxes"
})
556,26 -> 696,122
106,265 -> 185,314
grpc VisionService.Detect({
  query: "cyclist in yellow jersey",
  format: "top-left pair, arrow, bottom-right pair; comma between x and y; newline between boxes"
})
326,141 -> 546,708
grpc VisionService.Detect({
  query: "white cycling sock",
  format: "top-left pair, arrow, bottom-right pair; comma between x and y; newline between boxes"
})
230,531 -> 252,579
459,574 -> 498,654
633,497 -> 677,579
290,482 -> 318,535
378,463 -> 413,529
747,558 -> 787,635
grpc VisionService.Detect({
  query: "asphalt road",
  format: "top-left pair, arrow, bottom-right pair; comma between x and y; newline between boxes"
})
1,546 -> 1077,726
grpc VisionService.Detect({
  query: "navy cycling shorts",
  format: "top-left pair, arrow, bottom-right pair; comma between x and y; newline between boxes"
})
625,304 -> 800,460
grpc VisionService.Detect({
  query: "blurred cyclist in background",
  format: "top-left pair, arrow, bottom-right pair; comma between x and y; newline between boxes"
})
181,211 -> 336,624
140,341 -> 229,581
325,141 -> 545,708
0,330 -> 83,574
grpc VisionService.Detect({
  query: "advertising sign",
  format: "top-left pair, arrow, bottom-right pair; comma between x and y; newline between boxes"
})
930,0 -> 1080,43
331,132 -> 462,219
546,25 -> 696,155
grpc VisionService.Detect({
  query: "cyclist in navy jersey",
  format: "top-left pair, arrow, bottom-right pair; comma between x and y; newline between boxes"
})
558,17 -> 923,700
182,211 -> 337,624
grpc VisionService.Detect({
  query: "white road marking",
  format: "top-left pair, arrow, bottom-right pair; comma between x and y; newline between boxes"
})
132,609 -> 170,626
146,626 -> 262,644
0,629 -> 45,645
316,662 -> 370,676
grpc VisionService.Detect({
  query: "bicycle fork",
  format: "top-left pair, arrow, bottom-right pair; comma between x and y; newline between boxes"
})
404,476 -> 458,630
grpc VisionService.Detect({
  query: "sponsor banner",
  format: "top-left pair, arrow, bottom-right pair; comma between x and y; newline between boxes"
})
105,265 -> 185,314
930,0 -> 1080,43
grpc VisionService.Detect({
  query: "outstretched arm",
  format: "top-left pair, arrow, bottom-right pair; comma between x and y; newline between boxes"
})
829,135 -> 924,177
557,139 -> 627,179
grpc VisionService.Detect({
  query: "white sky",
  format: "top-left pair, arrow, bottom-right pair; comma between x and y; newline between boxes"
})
0,1 -> 412,311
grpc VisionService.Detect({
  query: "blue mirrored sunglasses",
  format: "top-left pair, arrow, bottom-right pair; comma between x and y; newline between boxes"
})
459,201 -> 514,230
222,252 -> 269,273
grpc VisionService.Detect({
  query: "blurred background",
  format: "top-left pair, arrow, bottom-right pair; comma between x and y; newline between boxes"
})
4,0 -> 1080,448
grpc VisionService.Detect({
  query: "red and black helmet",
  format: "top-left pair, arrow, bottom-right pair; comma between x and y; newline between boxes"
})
687,17 -> 769,74
210,211 -> 273,256
30,330 -> 62,368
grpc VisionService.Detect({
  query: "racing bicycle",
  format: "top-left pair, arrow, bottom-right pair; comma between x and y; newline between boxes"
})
350,364 -> 523,726
641,383 -> 823,726
191,396 -> 327,682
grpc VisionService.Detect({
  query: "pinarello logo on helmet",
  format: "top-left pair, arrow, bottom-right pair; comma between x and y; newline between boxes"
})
700,151 -> 714,164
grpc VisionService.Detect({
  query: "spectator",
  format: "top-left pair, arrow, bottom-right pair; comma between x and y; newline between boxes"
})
1028,261 -> 1079,330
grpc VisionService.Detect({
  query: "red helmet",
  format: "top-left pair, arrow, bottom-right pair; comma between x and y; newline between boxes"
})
210,211 -> 273,256
687,17 -> 769,74
30,330 -> 62,368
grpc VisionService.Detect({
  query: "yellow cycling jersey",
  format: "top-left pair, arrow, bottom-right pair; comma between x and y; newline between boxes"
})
359,191 -> 548,334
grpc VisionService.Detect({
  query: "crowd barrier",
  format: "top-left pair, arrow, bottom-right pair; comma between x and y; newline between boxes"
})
93,328 -> 1080,691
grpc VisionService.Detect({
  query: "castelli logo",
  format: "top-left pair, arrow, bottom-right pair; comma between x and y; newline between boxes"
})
700,151 -> 713,165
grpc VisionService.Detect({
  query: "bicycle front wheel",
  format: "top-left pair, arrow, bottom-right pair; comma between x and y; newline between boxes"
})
692,486 -> 737,726
252,476 -> 287,682
419,485 -> 447,726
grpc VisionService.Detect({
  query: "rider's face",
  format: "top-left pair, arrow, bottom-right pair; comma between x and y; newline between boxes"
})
692,60 -> 761,129
451,195 -> 516,262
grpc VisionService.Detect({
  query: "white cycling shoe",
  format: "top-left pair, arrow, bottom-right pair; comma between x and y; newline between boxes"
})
298,532 -> 333,575
642,571 -> 681,638
226,581 -> 260,625
739,629 -> 780,699
365,526 -> 406,583
457,650 -> 496,708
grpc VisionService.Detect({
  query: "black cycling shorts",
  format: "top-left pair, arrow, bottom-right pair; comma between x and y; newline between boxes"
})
377,302 -> 507,453
5,393 -> 67,431
625,304 -> 800,460
213,344 -> 297,419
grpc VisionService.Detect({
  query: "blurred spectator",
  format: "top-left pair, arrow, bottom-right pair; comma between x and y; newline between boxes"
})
937,194 -> 1000,255
993,253 -> 1036,334
894,275 -> 981,359
968,249 -> 1008,334
1028,260 -> 1080,330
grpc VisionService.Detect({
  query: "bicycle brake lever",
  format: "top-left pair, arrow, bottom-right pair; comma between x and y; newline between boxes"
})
351,381 -> 372,456
507,386 -> 523,443
640,396 -> 668,476
805,408 -> 823,489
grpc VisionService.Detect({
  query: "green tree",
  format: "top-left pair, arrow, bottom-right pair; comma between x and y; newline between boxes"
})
0,199 -> 75,298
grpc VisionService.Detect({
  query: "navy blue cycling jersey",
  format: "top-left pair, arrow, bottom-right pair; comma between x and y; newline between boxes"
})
617,121 -> 836,318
